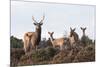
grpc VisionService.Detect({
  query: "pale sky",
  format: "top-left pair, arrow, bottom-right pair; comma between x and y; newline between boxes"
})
11,1 -> 96,40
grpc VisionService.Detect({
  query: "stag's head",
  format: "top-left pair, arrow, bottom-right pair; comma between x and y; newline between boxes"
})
70,27 -> 76,37
32,15 -> 45,30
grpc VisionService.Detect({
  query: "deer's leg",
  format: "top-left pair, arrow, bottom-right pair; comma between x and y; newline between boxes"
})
36,45 -> 38,50
27,39 -> 30,52
24,45 -> 27,53
32,45 -> 37,51
31,40 -> 36,51
60,45 -> 63,50
24,39 -> 28,53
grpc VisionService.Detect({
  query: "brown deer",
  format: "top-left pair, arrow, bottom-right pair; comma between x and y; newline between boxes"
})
69,27 -> 79,46
23,15 -> 45,53
48,32 -> 66,50
80,27 -> 86,36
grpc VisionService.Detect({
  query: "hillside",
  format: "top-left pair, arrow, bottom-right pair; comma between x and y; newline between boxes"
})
11,43 -> 95,66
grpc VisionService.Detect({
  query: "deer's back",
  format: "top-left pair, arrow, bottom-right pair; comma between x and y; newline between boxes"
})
52,38 -> 65,46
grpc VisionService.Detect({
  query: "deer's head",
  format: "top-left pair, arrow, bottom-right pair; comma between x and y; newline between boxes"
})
80,27 -> 86,33
70,27 -> 76,37
48,32 -> 54,37
32,15 -> 45,30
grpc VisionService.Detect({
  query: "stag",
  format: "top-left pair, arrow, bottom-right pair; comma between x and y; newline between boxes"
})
48,32 -> 66,50
23,15 -> 45,53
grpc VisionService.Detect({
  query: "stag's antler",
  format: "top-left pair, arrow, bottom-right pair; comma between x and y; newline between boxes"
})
32,16 -> 37,23
39,15 -> 45,23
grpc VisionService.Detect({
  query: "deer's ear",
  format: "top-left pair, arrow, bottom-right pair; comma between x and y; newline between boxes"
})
48,32 -> 50,34
84,27 -> 87,30
73,28 -> 76,31
70,27 -> 72,30
80,27 -> 83,30
52,32 -> 54,34
40,22 -> 43,25
33,23 -> 37,25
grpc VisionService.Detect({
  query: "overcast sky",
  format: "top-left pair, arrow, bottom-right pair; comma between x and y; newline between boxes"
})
11,1 -> 96,40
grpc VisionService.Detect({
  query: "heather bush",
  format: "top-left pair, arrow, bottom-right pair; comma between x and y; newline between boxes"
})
73,44 -> 95,62
11,38 -> 95,66
10,36 -> 23,48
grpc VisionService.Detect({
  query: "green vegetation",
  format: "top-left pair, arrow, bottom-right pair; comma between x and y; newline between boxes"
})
10,36 -> 95,66
10,36 -> 23,48
11,47 -> 58,66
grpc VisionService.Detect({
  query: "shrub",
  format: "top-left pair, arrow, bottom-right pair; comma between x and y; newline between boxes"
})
31,47 -> 57,62
45,47 -> 58,57
31,49 -> 48,62
52,50 -> 69,64
73,44 -> 95,62
10,36 -> 23,48
10,48 -> 25,66
52,48 -> 79,64
19,47 -> 58,65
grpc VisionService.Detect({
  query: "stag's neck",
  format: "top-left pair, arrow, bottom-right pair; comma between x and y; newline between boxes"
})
50,35 -> 54,42
35,28 -> 41,40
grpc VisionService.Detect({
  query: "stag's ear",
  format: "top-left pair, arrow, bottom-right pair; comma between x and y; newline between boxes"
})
33,23 -> 37,25
40,22 -> 43,25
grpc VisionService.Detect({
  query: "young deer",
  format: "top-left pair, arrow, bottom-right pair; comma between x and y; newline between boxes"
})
80,27 -> 87,45
23,15 -> 45,53
48,32 -> 65,50
69,27 -> 79,46
80,27 -> 86,36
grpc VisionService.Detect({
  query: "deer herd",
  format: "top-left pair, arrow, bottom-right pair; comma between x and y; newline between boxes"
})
23,15 -> 88,53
